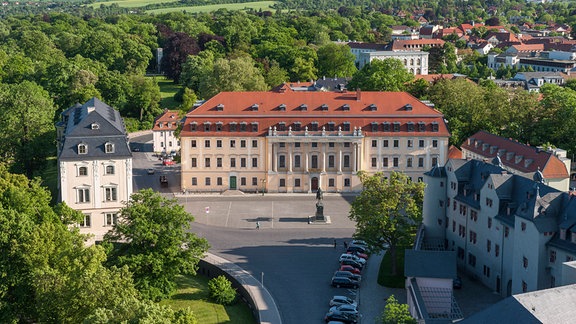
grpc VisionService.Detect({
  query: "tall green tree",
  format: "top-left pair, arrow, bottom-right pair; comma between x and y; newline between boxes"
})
316,43 -> 357,78
198,56 -> 268,99
104,189 -> 210,301
349,171 -> 424,275
381,295 -> 416,324
348,58 -> 414,91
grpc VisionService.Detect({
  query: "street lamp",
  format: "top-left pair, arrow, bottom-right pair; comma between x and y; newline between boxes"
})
261,179 -> 266,196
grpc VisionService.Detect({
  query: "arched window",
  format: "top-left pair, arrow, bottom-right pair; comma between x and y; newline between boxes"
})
78,144 -> 87,154
105,142 -> 114,153
410,59 -> 414,65
105,165 -> 115,175
79,166 -> 88,176
416,68 -> 421,74
417,59 -> 421,65
404,59 -> 407,65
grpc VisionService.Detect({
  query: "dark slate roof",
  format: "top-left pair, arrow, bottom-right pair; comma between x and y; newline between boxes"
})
404,250 -> 456,278
424,164 -> 446,178
58,97 -> 131,161
462,284 -> 576,324
314,77 -> 350,92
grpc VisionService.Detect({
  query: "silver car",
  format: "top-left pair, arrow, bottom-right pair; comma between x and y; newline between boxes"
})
329,295 -> 357,308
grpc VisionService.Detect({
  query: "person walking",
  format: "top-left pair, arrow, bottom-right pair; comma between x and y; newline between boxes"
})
343,241 -> 348,249
256,221 -> 260,229
333,239 -> 337,248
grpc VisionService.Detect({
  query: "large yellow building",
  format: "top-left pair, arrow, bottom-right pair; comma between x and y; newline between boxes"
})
180,87 -> 450,193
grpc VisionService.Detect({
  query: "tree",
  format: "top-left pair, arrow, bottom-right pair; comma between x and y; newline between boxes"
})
85,297 -> 197,324
161,31 -> 200,83
348,58 -> 414,92
198,56 -> 268,99
208,275 -> 237,305
349,172 -> 424,275
104,189 -> 210,301
316,43 -> 357,78
381,295 -> 416,324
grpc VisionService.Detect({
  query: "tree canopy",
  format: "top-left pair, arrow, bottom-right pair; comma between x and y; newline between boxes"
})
349,171 -> 424,275
347,58 -> 414,91
104,189 -> 210,301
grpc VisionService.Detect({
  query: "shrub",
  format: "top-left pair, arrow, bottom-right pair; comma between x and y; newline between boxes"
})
208,275 -> 237,305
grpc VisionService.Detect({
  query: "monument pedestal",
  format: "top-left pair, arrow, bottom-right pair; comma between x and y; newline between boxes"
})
308,200 -> 331,224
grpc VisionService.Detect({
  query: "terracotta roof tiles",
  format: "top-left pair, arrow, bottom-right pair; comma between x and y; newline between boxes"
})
153,110 -> 181,131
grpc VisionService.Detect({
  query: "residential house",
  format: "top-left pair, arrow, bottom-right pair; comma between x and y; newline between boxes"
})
461,131 -> 570,191
513,71 -> 567,92
179,88 -> 450,193
419,25 -> 440,39
423,158 -> 576,298
346,42 -> 389,66
153,109 -> 181,155
505,44 -> 545,55
56,97 -> 133,243
390,25 -> 419,40
485,31 -> 520,48
472,42 -> 494,55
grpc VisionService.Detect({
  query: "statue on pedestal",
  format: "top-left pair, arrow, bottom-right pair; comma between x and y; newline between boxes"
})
315,188 -> 325,221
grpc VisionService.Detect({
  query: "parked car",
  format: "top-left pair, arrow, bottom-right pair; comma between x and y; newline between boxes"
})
339,265 -> 361,274
346,250 -> 368,260
333,271 -> 361,282
453,276 -> 462,289
331,277 -> 359,289
324,310 -> 359,323
329,296 -> 357,308
347,245 -> 368,255
162,159 -> 175,166
146,168 -> 155,175
350,239 -> 367,247
339,254 -> 366,265
159,175 -> 168,187
340,259 -> 363,269
329,304 -> 359,316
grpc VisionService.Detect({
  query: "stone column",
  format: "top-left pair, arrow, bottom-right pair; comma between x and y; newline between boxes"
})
288,143 -> 293,173
322,142 -> 326,172
352,143 -> 357,173
338,146 -> 342,173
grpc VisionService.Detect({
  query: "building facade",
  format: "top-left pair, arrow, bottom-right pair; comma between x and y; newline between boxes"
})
423,158 -> 576,298
152,109 -> 181,155
179,88 -> 450,194
358,50 -> 429,74
56,97 -> 133,243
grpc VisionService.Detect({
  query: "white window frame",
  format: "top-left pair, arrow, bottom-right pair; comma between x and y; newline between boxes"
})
105,142 -> 115,153
77,187 -> 90,203
104,186 -> 118,202
105,213 -> 118,226
80,214 -> 91,227
78,144 -> 87,154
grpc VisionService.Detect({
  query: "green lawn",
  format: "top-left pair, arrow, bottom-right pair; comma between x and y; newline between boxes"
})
146,1 -> 276,14
377,247 -> 407,288
89,0 -> 179,8
150,75 -> 181,110
39,157 -> 59,204
160,275 -> 256,324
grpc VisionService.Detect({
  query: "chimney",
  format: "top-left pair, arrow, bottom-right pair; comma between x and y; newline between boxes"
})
356,88 -> 361,101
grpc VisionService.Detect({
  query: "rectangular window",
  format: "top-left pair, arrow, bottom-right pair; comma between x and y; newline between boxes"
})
521,222 -> 526,231
407,140 -> 413,148
505,226 -> 509,238
329,178 -> 335,187
383,157 -> 389,167
295,142 -> 301,148
205,140 -> 210,148
550,250 -> 556,263
344,178 -> 351,187
252,177 -> 257,186
393,139 -> 399,148
419,140 -> 425,147
80,214 -> 91,227
205,177 -> 211,186
230,140 -> 236,148
495,244 -> 500,257
488,217 -> 492,229
216,140 -> 222,148
191,140 -> 197,148
105,187 -> 117,202
192,177 -> 197,186
452,221 -> 456,234
433,140 -> 438,148
329,142 -> 335,148
294,155 -> 301,168
522,281 -> 527,293
523,256 -> 528,268
241,177 -> 246,186
217,158 -> 222,168
344,155 -> 350,168
483,265 -> 491,278
217,177 -> 223,185
295,179 -> 301,187
230,158 -> 236,168
328,155 -> 335,168
383,140 -> 389,147
393,157 -> 399,167
344,142 -> 350,147
311,155 -> 318,169
105,213 -> 118,226
78,188 -> 90,203
252,140 -> 258,148
371,140 -> 377,147
311,143 -> 317,148
487,240 -> 491,253
279,155 -> 286,168
241,140 -> 246,148
279,142 -> 286,148
418,157 -> 424,168
252,158 -> 258,168
205,157 -> 211,168
432,157 -> 438,166
372,157 -> 377,168
407,158 -> 413,168
279,179 -> 286,187
468,253 -> 476,267
241,158 -> 247,168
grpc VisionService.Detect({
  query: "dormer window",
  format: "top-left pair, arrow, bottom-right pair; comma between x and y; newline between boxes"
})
418,122 -> 425,132
342,104 -> 350,111
278,122 -> 286,131
515,155 -> 523,164
320,104 -> 328,111
404,104 -> 413,111
342,122 -> 351,131
393,122 -> 401,132
251,104 -> 259,111
383,122 -> 390,132
310,122 -> 319,131
240,122 -> 247,132
251,122 -> 258,132
230,122 -> 237,132
371,122 -> 378,132
369,104 -> 377,111
490,146 -> 498,154
91,123 -> 100,130
190,122 -> 197,131
105,142 -> 114,153
300,104 -> 308,111
407,122 -> 415,132
216,122 -> 223,132
482,143 -> 489,151
431,122 -> 439,132
159,123 -> 163,128
327,122 -> 335,131
293,122 -> 301,131
203,122 -> 211,132
78,144 -> 87,154
216,104 -> 224,111
278,104 -> 286,111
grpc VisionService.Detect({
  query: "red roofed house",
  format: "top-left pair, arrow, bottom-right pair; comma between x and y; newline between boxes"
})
505,44 -> 545,55
461,131 -> 571,191
153,110 -> 181,155
180,88 -> 450,193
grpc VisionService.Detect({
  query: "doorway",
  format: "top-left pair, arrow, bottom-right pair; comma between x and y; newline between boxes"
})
496,276 -> 501,294
311,177 -> 319,191
229,176 -> 237,190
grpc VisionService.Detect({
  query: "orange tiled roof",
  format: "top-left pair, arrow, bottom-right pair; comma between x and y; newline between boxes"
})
461,130 -> 568,179
448,145 -> 463,159
415,74 -> 455,82
181,89 -> 450,138
153,110 -> 180,131
510,44 -> 544,52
